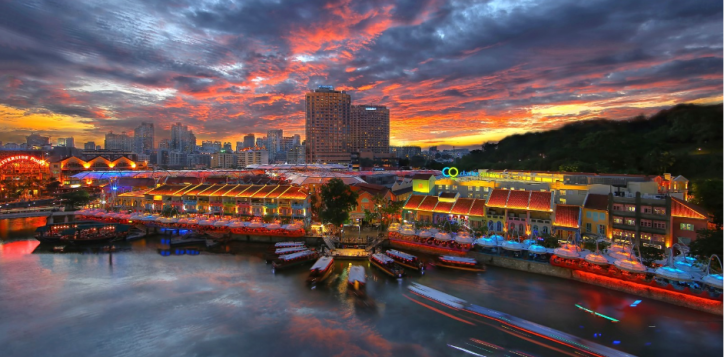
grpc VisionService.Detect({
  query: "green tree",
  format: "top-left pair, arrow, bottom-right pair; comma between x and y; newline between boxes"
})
690,179 -> 723,225
636,245 -> 665,267
60,190 -> 91,210
309,193 -> 320,221
319,178 -> 359,228
689,228 -> 724,258
45,179 -> 61,195
540,233 -> 560,248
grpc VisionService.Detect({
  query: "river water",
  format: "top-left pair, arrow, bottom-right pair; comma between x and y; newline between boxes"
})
0,217 -> 721,357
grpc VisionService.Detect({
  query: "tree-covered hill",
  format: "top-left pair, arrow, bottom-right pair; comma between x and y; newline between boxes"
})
454,104 -> 723,179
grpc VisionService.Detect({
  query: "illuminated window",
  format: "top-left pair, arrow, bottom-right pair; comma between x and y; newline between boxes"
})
653,207 -> 666,215
613,217 -> 623,224
679,223 -> 694,231
625,218 -> 635,226
598,225 -> 606,235
625,205 -> 636,212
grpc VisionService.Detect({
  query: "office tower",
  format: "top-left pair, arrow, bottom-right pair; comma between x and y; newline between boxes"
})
267,129 -> 283,162
26,133 -> 50,148
105,131 -> 133,151
211,153 -> 237,168
223,142 -> 232,152
237,148 -> 269,167
305,86 -> 351,163
287,145 -> 306,164
256,137 -> 266,149
170,122 -> 196,153
133,122 -> 154,154
83,142 -> 96,150
243,134 -> 255,149
57,137 -> 74,147
236,142 -> 244,152
158,139 -> 170,150
350,105 -> 390,154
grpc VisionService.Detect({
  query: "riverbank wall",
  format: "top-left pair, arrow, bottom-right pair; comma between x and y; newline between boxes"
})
392,241 -> 723,315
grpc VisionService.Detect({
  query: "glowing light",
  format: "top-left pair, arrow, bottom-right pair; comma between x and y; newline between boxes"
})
0,155 -> 49,168
630,300 -> 642,307
83,163 -> 91,169
130,162 -> 136,168
575,304 -> 619,322
442,167 -> 459,178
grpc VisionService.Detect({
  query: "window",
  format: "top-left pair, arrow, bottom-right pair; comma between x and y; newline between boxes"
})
488,220 -> 494,231
496,221 -> 502,232
652,235 -> 665,243
625,218 -> 636,226
680,223 -> 695,231
625,205 -> 636,212
533,225 -> 539,234
598,225 -> 606,235
586,223 -> 592,233
654,221 -> 666,229
641,206 -> 652,214
560,190 -> 566,196
613,204 -> 624,211
641,233 -> 652,241
542,226 -> 549,234
653,207 -> 666,215
640,220 -> 652,228
586,211 -> 591,219
613,217 -> 623,224
560,198 -> 567,204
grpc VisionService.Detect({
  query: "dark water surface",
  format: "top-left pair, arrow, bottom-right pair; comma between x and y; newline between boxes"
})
0,218 -> 721,357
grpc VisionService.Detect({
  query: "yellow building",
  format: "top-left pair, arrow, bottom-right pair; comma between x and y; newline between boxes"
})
582,193 -> 609,238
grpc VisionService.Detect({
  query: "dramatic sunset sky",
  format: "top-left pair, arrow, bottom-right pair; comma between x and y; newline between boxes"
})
0,0 -> 721,149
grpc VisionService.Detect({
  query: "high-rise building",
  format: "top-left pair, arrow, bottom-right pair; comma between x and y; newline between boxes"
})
282,134 -> 302,151
84,141 -> 96,150
305,86 -> 351,163
133,122 -> 154,154
267,129 -> 283,162
287,145 -> 306,164
26,133 -> 50,148
170,122 -> 196,153
237,148 -> 269,167
158,139 -> 170,150
243,134 -> 255,149
211,153 -> 237,168
222,142 -> 232,152
105,131 -> 133,151
390,146 -> 422,158
256,137 -> 266,149
56,137 -> 74,148
350,105 -> 390,154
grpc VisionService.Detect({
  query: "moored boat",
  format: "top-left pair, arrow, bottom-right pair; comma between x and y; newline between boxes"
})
58,223 -> 130,245
348,265 -> 366,289
385,249 -> 423,270
274,241 -> 305,248
307,256 -> 335,284
272,250 -> 319,270
369,253 -> 405,278
437,255 -> 485,272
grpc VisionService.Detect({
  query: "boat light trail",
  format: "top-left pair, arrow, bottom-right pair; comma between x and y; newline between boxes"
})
448,344 -> 487,356
575,304 -> 620,322
403,294 -> 475,325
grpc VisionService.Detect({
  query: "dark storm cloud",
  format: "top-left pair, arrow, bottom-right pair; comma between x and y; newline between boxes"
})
0,0 -> 720,146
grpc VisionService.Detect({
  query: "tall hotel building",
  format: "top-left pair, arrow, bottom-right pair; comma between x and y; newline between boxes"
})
305,86 -> 352,163
351,105 -> 390,154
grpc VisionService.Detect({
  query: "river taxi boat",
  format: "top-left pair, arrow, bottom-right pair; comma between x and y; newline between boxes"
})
369,253 -> 405,278
348,265 -> 366,289
385,249 -> 424,270
275,241 -> 306,248
56,223 -> 130,245
272,250 -> 319,270
307,256 -> 335,284
437,255 -> 485,272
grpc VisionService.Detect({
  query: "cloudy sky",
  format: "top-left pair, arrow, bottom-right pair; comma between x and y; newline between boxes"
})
0,0 -> 721,149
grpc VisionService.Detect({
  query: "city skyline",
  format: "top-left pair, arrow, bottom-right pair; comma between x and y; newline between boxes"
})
0,0 -> 722,149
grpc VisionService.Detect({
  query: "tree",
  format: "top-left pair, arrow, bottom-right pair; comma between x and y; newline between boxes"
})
309,193 -> 320,221
540,233 -> 560,248
689,228 -> 724,258
319,178 -> 359,229
60,190 -> 91,210
691,179 -> 723,225
161,206 -> 179,217
45,179 -> 61,195
636,245 -> 665,267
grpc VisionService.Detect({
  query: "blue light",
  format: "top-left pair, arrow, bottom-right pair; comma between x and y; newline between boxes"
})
613,341 -> 620,345
630,300 -> 642,307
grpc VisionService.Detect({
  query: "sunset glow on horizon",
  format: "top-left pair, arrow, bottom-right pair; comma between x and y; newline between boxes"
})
0,0 -> 721,148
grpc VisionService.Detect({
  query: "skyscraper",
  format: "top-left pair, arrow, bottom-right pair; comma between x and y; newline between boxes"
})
105,131 -> 132,151
350,105 -> 390,154
84,141 -> 96,150
256,137 -> 266,149
267,129 -> 283,162
26,133 -> 50,148
56,137 -> 74,148
133,122 -> 154,154
170,122 -> 196,153
305,86 -> 351,163
243,134 -> 255,149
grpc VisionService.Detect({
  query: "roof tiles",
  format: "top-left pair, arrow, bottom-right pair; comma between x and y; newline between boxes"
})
403,195 -> 425,210
506,190 -> 530,210
469,199 -> 486,217
433,200 -> 454,213
450,198 -> 474,215
487,189 -> 509,208
417,196 -> 439,211
554,205 -> 580,228
529,191 -> 553,211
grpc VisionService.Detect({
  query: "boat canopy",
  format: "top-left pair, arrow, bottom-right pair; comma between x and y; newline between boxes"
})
310,256 -> 333,271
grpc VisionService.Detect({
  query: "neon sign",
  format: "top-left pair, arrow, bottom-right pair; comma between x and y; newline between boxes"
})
442,167 -> 480,178
442,167 -> 459,178
0,155 -> 48,168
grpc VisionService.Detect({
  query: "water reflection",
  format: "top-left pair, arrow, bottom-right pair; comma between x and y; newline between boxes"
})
0,218 -> 721,357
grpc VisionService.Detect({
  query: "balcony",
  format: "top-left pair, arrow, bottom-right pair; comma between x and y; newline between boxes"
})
264,203 -> 278,209
292,203 -> 305,210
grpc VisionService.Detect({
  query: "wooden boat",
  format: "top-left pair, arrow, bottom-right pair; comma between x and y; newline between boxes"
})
272,250 -> 319,270
369,253 -> 405,278
385,249 -> 424,270
60,223 -> 130,245
437,255 -> 485,272
307,256 -> 335,284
